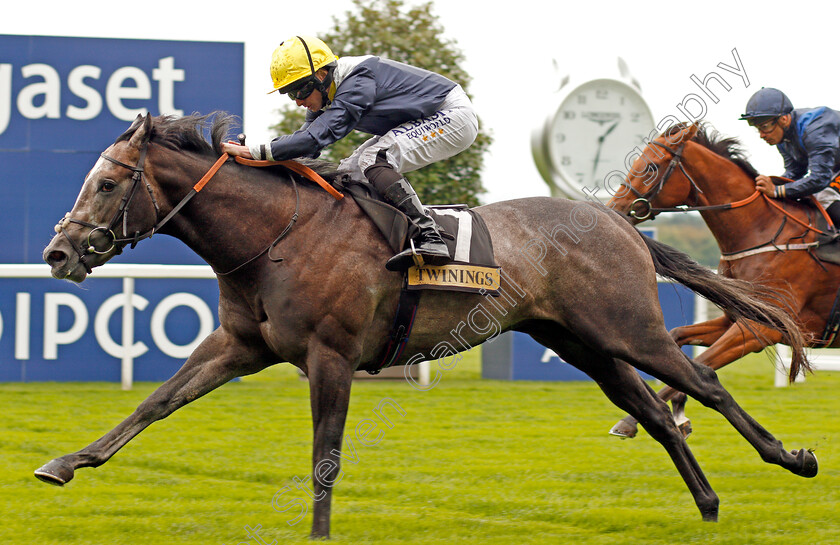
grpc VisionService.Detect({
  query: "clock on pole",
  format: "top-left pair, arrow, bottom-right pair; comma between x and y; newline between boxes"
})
532,59 -> 656,202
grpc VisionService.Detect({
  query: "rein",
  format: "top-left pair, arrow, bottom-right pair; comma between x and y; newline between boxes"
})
213,156 -> 344,276
622,137 -> 835,261
235,157 -> 344,200
632,189 -> 762,217
54,142 -> 344,275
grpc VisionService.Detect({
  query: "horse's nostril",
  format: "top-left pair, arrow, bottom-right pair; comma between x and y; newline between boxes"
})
47,250 -> 67,266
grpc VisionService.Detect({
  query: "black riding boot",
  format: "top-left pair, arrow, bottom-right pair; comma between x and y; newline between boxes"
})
381,180 -> 451,271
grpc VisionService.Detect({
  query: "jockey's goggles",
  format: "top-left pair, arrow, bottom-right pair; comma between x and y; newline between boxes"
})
749,117 -> 779,133
285,77 -> 320,101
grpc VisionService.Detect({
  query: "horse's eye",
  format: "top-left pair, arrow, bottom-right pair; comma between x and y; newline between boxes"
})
100,181 -> 117,193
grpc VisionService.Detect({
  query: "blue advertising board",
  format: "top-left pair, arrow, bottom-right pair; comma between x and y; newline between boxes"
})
0,34 -> 244,264
0,273 -> 219,382
0,35 -> 242,382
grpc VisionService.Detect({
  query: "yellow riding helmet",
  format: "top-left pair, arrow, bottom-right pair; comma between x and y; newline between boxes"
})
268,36 -> 338,94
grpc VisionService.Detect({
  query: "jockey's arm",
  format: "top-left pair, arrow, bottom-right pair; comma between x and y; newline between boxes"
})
774,145 -> 836,200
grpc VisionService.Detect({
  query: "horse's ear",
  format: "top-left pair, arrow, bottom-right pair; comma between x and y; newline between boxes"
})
128,112 -> 153,149
685,122 -> 700,141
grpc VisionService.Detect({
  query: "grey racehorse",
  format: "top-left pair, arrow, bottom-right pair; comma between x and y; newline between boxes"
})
35,113 -> 816,539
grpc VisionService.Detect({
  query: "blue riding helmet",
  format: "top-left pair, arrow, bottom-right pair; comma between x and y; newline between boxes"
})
740,87 -> 794,122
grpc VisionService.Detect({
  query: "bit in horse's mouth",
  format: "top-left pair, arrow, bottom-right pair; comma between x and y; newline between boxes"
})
50,260 -> 86,282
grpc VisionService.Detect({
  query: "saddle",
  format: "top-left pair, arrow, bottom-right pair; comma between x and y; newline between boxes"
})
811,200 -> 840,266
765,176 -> 840,264
335,177 -> 501,374
798,193 -> 840,345
337,177 -> 500,292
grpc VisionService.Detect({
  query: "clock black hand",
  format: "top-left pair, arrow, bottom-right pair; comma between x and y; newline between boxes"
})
592,120 -> 621,175
600,120 -> 620,141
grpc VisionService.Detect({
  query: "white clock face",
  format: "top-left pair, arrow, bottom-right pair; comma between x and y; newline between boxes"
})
546,78 -> 655,199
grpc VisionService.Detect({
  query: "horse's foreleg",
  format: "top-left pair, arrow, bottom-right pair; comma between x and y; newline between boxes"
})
305,344 -> 355,540
34,327 -> 266,485
670,314 -> 734,347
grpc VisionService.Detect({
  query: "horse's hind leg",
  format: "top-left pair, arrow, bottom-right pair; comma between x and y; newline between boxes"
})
611,317 -> 781,440
622,336 -> 817,479
530,332 -> 720,521
591,360 -> 720,520
34,327 -> 271,485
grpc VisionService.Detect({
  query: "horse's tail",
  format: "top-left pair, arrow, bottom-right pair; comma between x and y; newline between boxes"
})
638,232 -> 811,381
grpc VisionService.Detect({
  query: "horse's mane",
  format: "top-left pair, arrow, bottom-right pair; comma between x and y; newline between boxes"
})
114,112 -> 342,180
115,112 -> 228,155
662,122 -> 760,179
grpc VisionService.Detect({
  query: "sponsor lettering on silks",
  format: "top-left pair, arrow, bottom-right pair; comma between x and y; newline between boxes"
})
389,110 -> 452,141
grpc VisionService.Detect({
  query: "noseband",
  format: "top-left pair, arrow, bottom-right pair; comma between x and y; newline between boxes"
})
620,139 -> 702,220
53,135 -> 161,272
53,137 -> 235,273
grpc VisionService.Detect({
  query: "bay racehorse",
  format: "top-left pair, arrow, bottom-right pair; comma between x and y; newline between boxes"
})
35,113 -> 817,538
608,122 -> 839,439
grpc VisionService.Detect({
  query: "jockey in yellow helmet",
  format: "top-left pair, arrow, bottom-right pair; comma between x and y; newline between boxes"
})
223,35 -> 479,271
268,36 -> 338,110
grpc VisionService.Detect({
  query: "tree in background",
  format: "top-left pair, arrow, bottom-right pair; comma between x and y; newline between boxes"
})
268,0 -> 491,206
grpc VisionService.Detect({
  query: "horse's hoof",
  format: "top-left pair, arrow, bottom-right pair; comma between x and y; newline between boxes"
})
701,509 -> 719,522
34,458 -> 75,486
609,418 -> 638,439
793,449 -> 818,478
676,418 -> 693,439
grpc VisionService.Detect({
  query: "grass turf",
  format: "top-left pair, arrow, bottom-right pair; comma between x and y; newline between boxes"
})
1,348 -> 838,544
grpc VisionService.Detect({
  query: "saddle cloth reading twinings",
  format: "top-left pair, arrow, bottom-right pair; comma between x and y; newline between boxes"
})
339,179 -> 500,295
337,179 -> 500,374
407,206 -> 500,294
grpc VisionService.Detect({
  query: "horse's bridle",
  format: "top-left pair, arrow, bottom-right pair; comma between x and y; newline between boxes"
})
619,139 -> 704,220
53,134 -> 228,274
53,134 -> 162,273
618,135 -> 836,263
52,134 -> 339,277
